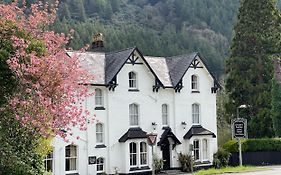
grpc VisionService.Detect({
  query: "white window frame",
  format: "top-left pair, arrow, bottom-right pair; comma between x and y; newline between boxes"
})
44,151 -> 53,173
129,142 -> 138,167
65,145 -> 78,174
96,123 -> 104,144
129,71 -> 138,89
162,104 -> 168,126
192,103 -> 200,125
193,140 -> 200,161
95,88 -> 103,107
202,139 -> 209,160
97,157 -> 105,173
140,142 -> 148,166
191,74 -> 199,91
129,104 -> 139,126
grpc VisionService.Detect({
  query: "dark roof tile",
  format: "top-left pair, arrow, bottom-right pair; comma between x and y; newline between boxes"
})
183,125 -> 216,139
119,127 -> 147,142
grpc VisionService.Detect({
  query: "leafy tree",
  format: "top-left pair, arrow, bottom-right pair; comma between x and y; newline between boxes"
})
272,58 -> 281,137
225,0 -> 281,137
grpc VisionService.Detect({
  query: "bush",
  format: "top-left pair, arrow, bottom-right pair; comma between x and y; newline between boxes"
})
153,155 -> 164,174
213,148 -> 231,168
178,153 -> 193,172
223,138 -> 281,153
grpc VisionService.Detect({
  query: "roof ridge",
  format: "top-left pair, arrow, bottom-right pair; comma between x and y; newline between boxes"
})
105,46 -> 136,55
166,52 -> 198,59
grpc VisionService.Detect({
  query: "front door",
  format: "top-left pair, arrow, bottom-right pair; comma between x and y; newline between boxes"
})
162,139 -> 170,170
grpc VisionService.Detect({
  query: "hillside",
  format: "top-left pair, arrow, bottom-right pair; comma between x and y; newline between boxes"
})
50,0 -> 281,77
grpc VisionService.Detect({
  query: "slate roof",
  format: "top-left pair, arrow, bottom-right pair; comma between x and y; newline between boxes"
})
67,47 -> 219,88
183,125 -> 216,139
144,56 -> 173,87
119,127 -> 147,142
166,53 -> 198,87
105,47 -> 135,84
157,127 -> 181,146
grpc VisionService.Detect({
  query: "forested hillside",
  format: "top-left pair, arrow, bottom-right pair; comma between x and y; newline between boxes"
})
8,0 -> 281,77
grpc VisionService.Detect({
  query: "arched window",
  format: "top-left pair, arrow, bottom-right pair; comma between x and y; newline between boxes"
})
192,103 -> 200,124
140,142 -> 147,165
65,145 -> 77,172
44,151 -> 53,172
95,88 -> 103,107
162,104 -> 168,126
203,139 -> 208,160
193,140 -> 200,161
191,75 -> 199,91
129,104 -> 139,126
97,157 -> 105,173
129,72 -> 137,89
96,123 -> 104,144
129,142 -> 137,167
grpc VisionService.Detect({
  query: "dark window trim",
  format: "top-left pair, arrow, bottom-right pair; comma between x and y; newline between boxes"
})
128,89 -> 139,92
191,90 -> 200,93
95,144 -> 107,148
129,166 -> 150,171
95,107 -> 105,110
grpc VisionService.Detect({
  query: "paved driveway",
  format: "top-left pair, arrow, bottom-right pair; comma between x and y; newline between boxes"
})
223,165 -> 281,175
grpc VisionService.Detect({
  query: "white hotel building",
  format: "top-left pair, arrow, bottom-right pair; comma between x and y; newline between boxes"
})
46,47 -> 219,175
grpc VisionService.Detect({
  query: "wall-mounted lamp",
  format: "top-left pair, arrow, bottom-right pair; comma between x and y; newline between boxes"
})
181,121 -> 187,129
152,122 -> 157,130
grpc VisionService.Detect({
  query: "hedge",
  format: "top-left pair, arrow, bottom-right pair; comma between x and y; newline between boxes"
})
223,138 -> 281,153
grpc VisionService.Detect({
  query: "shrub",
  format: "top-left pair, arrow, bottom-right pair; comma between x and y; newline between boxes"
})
213,148 -> 231,168
223,138 -> 281,153
178,153 -> 193,172
153,155 -> 164,173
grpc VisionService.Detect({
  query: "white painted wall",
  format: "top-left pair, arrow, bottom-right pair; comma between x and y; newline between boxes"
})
52,54 -> 218,175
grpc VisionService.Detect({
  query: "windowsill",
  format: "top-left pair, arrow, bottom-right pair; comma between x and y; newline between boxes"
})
66,171 -> 79,175
191,90 -> 200,93
129,166 -> 150,171
95,106 -> 105,110
192,123 -> 201,126
194,160 -> 211,165
95,144 -> 106,148
128,89 -> 139,92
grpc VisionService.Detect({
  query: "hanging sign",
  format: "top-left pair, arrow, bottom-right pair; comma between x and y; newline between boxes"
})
232,118 -> 247,138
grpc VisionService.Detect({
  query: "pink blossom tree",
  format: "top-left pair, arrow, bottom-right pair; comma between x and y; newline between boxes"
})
0,0 -> 92,139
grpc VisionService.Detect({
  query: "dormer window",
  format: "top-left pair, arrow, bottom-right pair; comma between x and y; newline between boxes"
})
191,75 -> 199,92
129,71 -> 137,90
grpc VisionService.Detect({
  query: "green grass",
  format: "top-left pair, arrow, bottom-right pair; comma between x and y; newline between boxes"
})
194,166 -> 266,175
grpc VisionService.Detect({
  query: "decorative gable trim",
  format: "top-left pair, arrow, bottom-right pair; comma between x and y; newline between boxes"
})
189,58 -> 203,69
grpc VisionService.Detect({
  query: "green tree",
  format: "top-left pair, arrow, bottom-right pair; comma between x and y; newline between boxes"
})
0,20 -> 46,175
225,0 -> 281,137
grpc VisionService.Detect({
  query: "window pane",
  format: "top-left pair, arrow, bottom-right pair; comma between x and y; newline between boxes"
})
129,104 -> 139,126
162,104 -> 168,125
193,140 -> 200,160
65,145 -> 77,171
97,157 -> 104,172
130,143 -> 137,166
191,75 -> 198,90
140,142 -> 147,165
95,89 -> 103,106
129,72 -> 137,88
192,104 -> 200,124
203,139 -> 208,159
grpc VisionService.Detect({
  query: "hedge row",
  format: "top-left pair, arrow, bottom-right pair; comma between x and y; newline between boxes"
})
223,138 -> 281,153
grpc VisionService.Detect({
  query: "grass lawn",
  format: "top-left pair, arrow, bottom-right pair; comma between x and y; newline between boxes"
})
194,166 -> 266,175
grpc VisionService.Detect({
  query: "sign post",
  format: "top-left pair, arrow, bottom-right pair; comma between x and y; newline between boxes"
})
147,133 -> 157,175
232,118 -> 247,166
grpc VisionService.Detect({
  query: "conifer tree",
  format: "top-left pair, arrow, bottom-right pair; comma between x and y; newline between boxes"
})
225,0 -> 281,138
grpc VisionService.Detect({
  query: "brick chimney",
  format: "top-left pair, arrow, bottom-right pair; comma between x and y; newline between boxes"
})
92,33 -> 104,49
